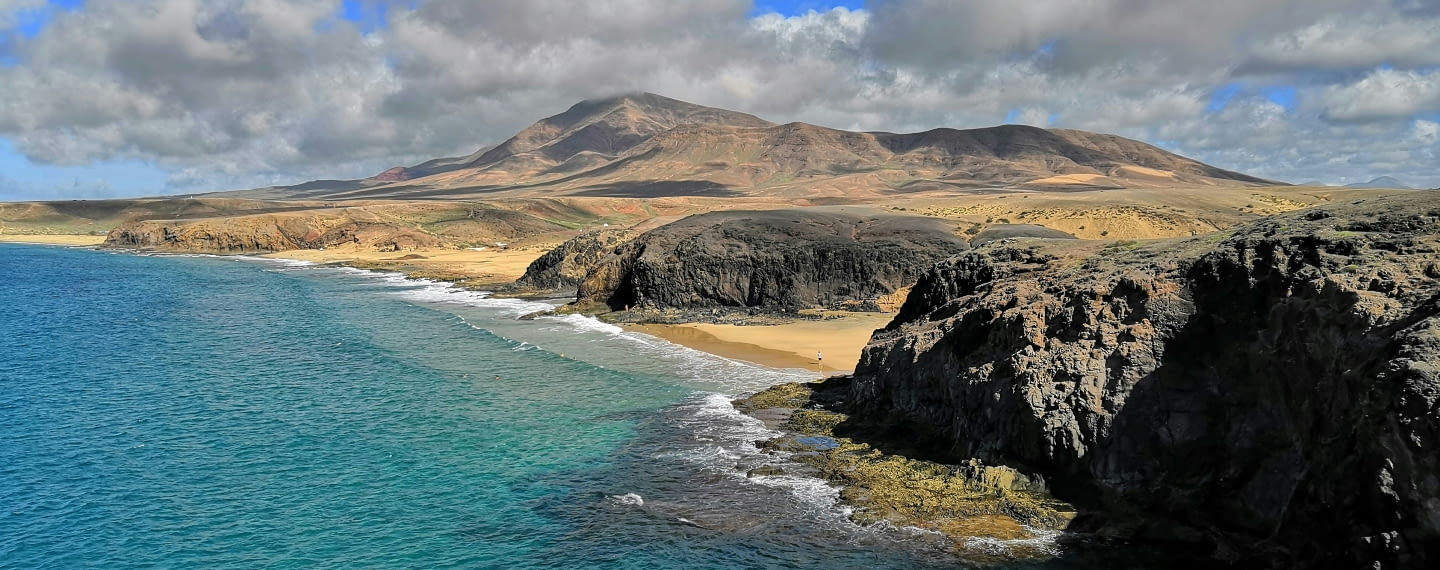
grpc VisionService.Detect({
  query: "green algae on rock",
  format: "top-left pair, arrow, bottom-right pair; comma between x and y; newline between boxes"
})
733,381 -> 1077,557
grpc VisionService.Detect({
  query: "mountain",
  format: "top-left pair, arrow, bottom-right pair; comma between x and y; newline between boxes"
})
233,93 -> 1279,200
1345,176 -> 1412,189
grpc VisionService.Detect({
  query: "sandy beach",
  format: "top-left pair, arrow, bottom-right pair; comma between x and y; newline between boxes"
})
627,312 -> 893,374
265,242 -> 891,375
0,234 -> 107,246
262,244 -> 550,285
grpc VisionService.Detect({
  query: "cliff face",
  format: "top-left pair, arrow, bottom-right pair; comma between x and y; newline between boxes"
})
105,214 -> 445,253
510,228 -> 637,293
849,192 -> 1440,566
575,208 -> 969,312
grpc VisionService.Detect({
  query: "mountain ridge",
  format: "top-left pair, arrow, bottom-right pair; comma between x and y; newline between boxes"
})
230,93 -> 1281,201
1346,176 -> 1412,189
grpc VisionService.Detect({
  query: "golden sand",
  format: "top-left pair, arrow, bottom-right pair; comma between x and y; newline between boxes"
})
261,244 -> 549,284
627,312 -> 892,373
0,234 -> 107,246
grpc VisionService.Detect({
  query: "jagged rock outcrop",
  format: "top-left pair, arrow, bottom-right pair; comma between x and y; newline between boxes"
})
574,208 -> 969,312
510,228 -> 637,293
848,192 -> 1440,567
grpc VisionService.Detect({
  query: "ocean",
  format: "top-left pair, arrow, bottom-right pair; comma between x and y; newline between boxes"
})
0,244 -> 1058,569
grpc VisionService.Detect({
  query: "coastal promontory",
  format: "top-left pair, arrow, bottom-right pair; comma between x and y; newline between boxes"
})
836,191 -> 1440,566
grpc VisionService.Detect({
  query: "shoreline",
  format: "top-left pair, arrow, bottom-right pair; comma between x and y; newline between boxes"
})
260,244 -> 551,288
23,237 -> 887,382
263,245 -> 891,376
261,244 -> 891,376
0,234 -> 107,246
624,314 -> 890,374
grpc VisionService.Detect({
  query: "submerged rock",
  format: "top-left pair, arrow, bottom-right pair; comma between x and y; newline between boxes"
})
848,192 -> 1440,567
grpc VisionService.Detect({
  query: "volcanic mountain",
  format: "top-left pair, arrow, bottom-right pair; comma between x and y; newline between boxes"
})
1345,176 -> 1413,189
235,93 -> 1278,200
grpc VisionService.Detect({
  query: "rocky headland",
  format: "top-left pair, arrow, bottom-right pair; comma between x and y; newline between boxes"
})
507,227 -> 638,294
101,202 -> 578,255
749,191 -> 1438,566
565,208 -> 971,319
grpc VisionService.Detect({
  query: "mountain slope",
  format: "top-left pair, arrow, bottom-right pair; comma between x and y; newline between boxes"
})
1346,176 -> 1412,189
233,94 -> 1279,201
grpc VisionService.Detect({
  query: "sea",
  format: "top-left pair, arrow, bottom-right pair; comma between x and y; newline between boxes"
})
0,243 -> 1073,569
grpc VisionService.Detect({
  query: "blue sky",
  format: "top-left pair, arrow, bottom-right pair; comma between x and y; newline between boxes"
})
753,0 -> 863,16
1,0 -> 1437,200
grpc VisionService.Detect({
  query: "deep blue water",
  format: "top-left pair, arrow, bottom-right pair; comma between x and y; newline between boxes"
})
0,244 -> 1052,568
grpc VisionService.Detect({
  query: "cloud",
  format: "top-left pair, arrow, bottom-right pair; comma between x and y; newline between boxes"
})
1321,69 -> 1440,122
1243,12 -> 1440,72
0,0 -> 45,28
0,0 -> 1438,196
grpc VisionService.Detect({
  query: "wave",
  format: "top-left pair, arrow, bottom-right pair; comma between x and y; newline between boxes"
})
655,393 -> 860,530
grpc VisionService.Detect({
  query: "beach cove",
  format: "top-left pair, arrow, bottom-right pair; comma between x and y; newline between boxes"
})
0,242 -> 1029,568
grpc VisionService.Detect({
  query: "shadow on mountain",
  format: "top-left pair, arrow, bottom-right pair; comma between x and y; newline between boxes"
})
567,180 -> 742,198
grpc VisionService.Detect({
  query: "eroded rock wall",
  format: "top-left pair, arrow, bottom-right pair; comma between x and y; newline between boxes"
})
105,215 -> 445,253
850,193 -> 1440,566
510,228 -> 637,293
575,208 -> 970,312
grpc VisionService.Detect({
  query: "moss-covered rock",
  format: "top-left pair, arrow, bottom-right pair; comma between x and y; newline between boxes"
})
735,379 -> 1076,556
731,382 -> 813,414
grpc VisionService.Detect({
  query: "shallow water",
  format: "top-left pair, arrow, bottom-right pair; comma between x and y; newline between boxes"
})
0,244 -> 1074,568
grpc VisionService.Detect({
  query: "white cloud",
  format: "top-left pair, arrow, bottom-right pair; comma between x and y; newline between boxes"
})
0,0 -> 44,28
1321,69 -> 1440,122
1245,13 -> 1440,71
0,0 -> 1438,194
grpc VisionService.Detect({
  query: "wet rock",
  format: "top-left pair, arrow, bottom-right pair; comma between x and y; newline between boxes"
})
746,466 -> 787,477
735,380 -> 1077,550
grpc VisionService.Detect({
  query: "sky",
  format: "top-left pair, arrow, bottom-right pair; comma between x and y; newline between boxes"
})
1,0 -> 1438,200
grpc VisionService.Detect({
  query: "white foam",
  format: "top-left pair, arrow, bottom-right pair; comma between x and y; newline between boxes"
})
655,392 -> 860,528
534,313 -> 625,335
962,526 -> 1062,557
610,493 -> 644,507
229,255 -> 316,268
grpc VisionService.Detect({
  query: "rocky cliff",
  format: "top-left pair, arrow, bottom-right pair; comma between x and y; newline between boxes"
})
847,192 -> 1440,567
574,208 -> 970,313
510,228 -> 638,293
105,214 -> 446,253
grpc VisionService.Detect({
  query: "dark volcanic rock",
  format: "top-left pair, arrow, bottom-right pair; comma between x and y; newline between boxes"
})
575,208 -> 969,312
510,228 -> 637,293
848,192 -> 1440,567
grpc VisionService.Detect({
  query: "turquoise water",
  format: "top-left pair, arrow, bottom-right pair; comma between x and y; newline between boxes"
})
0,244 -> 1052,568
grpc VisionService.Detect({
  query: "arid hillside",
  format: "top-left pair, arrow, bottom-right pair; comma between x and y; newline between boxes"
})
227,93 -> 1279,201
